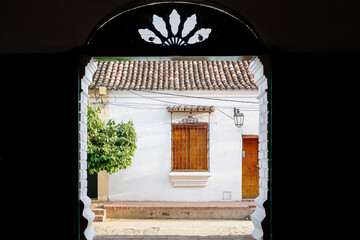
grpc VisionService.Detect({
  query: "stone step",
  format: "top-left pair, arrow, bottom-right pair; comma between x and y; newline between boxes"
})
242,198 -> 255,202
94,215 -> 105,222
91,207 -> 106,222
104,201 -> 255,220
92,209 -> 105,216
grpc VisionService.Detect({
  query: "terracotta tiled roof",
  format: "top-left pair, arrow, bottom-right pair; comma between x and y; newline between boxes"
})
90,60 -> 257,91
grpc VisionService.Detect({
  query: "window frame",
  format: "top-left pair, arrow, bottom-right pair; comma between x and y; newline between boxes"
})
171,121 -> 209,172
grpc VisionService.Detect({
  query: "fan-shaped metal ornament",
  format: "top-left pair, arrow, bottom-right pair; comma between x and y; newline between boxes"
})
138,9 -> 212,46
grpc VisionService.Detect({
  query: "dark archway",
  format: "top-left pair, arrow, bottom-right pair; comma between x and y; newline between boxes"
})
78,2 -> 270,240
84,2 -> 266,56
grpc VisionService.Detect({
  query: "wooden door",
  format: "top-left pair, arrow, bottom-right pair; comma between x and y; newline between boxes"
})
242,137 -> 259,198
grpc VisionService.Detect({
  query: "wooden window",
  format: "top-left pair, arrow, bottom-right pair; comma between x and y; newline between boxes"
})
172,122 -> 208,172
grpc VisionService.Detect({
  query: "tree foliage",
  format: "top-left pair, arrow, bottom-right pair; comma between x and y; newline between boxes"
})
87,104 -> 137,174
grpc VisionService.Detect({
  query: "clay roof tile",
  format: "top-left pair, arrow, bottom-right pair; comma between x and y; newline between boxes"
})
90,60 -> 257,91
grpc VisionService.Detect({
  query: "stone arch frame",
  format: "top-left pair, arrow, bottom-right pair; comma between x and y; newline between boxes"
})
78,2 -> 270,239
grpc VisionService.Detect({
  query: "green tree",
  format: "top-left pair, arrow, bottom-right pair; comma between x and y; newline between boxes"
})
87,104 -> 137,174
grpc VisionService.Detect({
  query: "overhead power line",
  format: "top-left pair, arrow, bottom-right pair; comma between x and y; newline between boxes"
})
91,90 -> 259,112
127,90 -> 183,105
92,101 -> 258,112
137,90 -> 259,104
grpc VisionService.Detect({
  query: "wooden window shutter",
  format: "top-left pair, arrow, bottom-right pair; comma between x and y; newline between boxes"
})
172,122 -> 208,172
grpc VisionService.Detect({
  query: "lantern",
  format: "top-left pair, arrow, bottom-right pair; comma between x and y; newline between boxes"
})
233,108 -> 244,128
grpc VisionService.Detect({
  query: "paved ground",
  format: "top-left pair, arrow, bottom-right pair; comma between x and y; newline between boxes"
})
94,236 -> 254,240
93,218 -> 255,240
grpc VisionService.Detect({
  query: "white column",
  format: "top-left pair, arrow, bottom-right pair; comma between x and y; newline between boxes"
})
249,57 -> 269,240
79,59 -> 97,240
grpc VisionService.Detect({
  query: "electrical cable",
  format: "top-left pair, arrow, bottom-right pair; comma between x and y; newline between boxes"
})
91,90 -> 259,112
93,101 -> 258,111
91,91 -> 259,111
127,90 -> 188,105
137,90 -> 259,104
126,90 -> 258,109
92,102 -> 258,112
93,101 -> 257,109
107,103 -> 164,110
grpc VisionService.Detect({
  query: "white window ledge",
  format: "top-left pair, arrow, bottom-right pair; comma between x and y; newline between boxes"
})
169,172 -> 211,187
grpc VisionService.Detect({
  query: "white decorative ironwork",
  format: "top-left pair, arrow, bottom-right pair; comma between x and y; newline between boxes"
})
180,115 -> 199,123
138,9 -> 212,46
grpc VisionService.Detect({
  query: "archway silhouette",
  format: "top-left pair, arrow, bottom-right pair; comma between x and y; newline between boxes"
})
78,1 -> 270,239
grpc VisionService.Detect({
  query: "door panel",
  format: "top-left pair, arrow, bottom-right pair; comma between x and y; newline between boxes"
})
242,137 -> 259,198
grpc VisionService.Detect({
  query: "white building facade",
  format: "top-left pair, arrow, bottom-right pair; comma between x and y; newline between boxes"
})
90,60 -> 259,202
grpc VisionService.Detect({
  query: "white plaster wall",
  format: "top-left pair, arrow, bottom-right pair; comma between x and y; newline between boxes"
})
105,90 -> 259,202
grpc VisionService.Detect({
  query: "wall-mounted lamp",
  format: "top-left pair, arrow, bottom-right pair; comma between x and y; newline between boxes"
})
234,108 -> 244,128
99,87 -> 107,95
